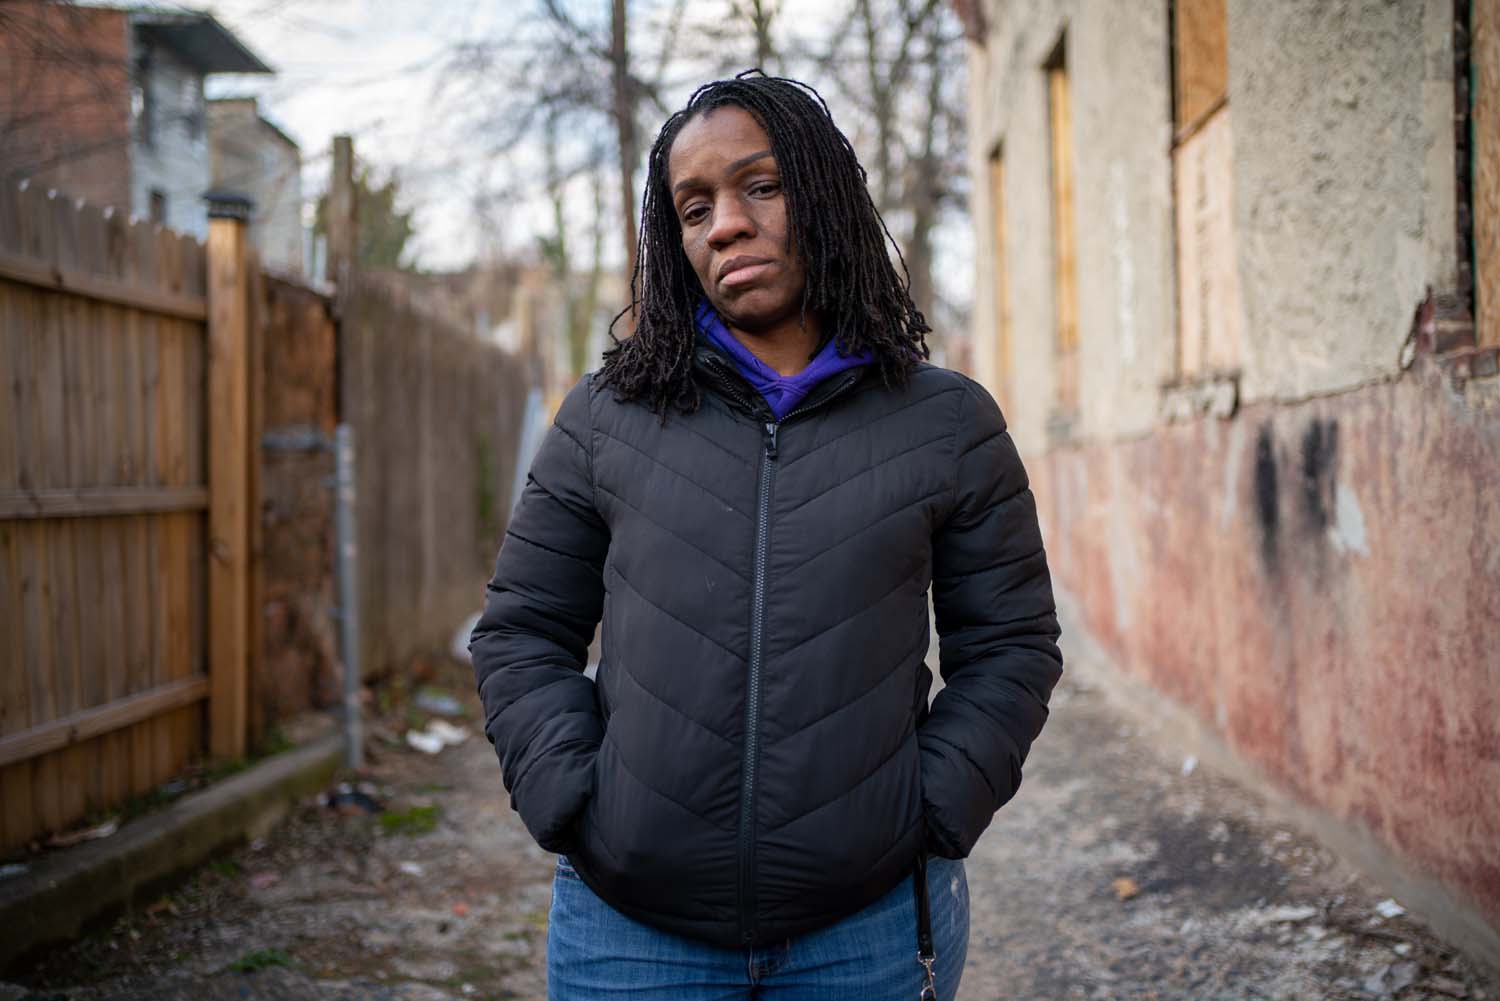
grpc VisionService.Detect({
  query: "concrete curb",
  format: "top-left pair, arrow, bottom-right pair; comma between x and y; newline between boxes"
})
0,733 -> 345,974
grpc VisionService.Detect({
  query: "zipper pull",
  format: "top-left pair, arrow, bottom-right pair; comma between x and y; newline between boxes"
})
763,421 -> 779,460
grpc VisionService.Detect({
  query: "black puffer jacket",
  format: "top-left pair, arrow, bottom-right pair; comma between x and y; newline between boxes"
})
470,334 -> 1063,949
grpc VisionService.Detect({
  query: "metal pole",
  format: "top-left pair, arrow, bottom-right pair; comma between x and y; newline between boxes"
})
335,423 -> 363,770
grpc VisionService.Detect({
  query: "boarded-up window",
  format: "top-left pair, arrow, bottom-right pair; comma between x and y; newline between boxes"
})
1476,0 -> 1498,346
1171,0 -> 1242,376
1174,0 -> 1228,131
988,147 -> 1013,407
1046,38 -> 1078,411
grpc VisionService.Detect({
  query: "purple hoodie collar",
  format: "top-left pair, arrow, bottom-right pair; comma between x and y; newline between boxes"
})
693,300 -> 873,420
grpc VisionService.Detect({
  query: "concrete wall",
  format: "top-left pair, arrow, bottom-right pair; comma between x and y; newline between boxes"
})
208,99 -> 304,274
127,35 -> 210,239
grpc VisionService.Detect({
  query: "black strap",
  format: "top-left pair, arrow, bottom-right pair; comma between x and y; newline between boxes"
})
913,849 -> 937,1000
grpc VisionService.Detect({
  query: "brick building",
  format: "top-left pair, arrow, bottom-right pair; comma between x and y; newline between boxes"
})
0,1 -> 271,238
960,0 -> 1498,963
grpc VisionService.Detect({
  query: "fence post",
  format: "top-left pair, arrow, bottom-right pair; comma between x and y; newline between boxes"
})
326,135 -> 354,288
335,423 -> 363,770
205,190 -> 253,761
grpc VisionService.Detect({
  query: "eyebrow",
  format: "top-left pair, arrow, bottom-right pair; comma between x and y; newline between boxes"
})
672,149 -> 774,195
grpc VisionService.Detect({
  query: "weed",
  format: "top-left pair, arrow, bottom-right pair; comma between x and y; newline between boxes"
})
228,947 -> 295,973
378,804 -> 441,837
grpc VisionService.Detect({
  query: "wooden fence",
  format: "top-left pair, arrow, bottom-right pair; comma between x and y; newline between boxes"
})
0,169 -> 530,855
0,182 -> 253,855
340,271 -> 528,680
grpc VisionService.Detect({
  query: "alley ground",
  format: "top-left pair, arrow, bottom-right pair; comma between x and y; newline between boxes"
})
6,628 -> 1497,1001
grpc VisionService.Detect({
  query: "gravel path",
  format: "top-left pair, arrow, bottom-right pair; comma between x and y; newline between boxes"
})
7,644 -> 1496,1000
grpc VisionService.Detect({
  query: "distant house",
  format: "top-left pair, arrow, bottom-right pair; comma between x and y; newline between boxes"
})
0,1 -> 272,238
207,97 -> 303,274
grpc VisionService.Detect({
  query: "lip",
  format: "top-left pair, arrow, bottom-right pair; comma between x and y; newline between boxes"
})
717,255 -> 773,286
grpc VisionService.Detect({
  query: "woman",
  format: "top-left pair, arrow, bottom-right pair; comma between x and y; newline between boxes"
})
470,71 -> 1063,1000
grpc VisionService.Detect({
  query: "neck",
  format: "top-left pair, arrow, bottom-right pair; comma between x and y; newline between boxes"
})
724,313 -> 823,376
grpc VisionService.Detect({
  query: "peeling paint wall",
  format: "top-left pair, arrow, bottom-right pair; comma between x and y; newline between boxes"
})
965,0 -> 1498,953
1032,360 -> 1500,933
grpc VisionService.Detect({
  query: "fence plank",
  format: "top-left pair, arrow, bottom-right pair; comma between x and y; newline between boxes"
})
0,675 -> 208,768
0,247 -> 208,322
0,286 -> 16,489
206,211 -> 249,760
0,760 -> 35,850
0,486 -> 209,518
0,520 -> 24,739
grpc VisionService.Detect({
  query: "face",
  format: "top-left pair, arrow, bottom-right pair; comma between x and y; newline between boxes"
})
666,105 -> 808,336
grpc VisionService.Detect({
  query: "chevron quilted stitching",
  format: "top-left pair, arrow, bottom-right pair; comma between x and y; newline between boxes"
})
607,561 -> 747,663
781,384 -> 962,470
765,622 -> 930,745
602,730 -> 736,832
596,483 -> 751,584
767,567 -> 919,660
777,429 -> 951,519
596,427 -> 751,519
611,655 -> 738,748
778,484 -> 951,577
760,730 -> 916,834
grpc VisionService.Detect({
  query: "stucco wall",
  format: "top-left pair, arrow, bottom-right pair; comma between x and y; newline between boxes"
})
968,0 -> 1458,450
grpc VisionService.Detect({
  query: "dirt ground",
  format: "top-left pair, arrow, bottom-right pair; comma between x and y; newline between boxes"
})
5,646 -> 1497,1001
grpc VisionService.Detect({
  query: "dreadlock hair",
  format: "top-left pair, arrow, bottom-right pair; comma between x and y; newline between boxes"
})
597,69 -> 931,421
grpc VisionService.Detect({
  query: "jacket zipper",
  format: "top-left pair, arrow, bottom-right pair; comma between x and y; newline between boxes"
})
734,369 -> 861,945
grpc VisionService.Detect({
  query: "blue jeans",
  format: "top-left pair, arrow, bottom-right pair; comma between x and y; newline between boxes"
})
547,853 -> 969,1000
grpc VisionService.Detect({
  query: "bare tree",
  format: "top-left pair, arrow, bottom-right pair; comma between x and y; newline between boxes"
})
539,110 -> 609,377
609,0 -> 640,278
819,0 -> 966,342
698,0 -> 783,74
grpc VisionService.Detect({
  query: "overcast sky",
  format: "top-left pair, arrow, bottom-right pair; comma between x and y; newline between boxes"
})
199,0 -> 519,269
181,0 -> 971,317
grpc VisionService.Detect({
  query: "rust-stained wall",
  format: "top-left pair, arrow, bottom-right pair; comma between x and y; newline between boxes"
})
1032,359 -> 1500,931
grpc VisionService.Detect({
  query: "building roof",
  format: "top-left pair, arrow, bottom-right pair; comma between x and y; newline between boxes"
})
207,97 -> 301,152
131,10 -> 273,75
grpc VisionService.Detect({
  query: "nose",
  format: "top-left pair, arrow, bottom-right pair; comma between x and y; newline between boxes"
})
706,193 -> 755,250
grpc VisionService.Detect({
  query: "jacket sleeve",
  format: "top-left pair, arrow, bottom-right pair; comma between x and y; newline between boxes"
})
469,374 -> 608,854
918,376 -> 1063,859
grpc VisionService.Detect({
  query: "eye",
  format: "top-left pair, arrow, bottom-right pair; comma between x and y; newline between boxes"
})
680,201 -> 709,224
749,179 -> 782,198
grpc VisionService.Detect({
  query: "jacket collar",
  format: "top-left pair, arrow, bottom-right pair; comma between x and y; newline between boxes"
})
691,331 -> 869,424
